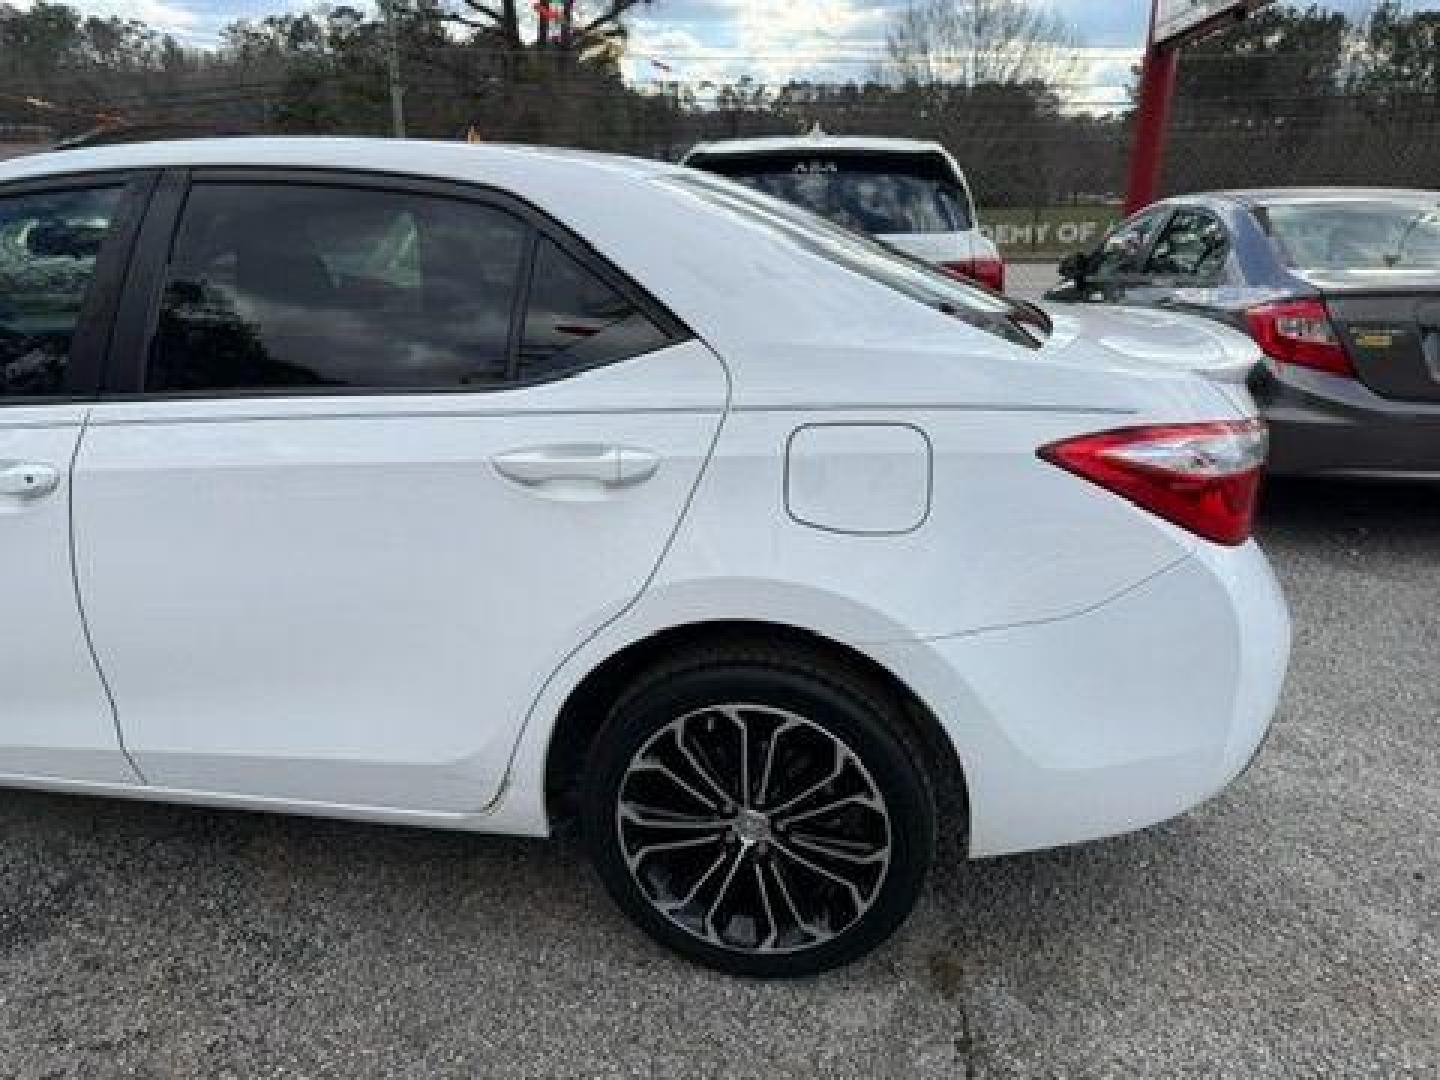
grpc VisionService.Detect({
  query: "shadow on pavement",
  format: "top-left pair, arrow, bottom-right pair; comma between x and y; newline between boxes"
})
1258,476 -> 1440,539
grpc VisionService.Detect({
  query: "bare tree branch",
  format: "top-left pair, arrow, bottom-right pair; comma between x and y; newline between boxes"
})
578,0 -> 644,41
882,0 -> 1083,89
455,0 -> 505,24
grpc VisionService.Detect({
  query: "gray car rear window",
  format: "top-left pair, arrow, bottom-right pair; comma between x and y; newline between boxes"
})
1258,198 -> 1440,272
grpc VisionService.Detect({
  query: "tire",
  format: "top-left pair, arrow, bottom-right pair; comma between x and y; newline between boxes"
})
580,641 -> 935,978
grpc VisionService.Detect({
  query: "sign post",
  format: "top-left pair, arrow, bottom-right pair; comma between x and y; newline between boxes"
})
1124,0 -> 1274,214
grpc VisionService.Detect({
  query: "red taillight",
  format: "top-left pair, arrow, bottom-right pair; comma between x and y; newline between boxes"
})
941,257 -> 1006,292
1039,420 -> 1268,546
1244,299 -> 1354,377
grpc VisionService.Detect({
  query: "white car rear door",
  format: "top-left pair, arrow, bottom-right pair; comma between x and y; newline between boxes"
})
73,171 -> 725,813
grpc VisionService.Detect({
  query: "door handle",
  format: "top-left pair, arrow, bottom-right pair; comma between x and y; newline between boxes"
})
493,445 -> 659,492
0,462 -> 60,498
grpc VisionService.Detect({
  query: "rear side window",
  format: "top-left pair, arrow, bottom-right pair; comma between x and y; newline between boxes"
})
0,186 -> 122,398
519,236 -> 672,383
1144,209 -> 1229,279
687,151 -> 972,235
149,183 -> 527,393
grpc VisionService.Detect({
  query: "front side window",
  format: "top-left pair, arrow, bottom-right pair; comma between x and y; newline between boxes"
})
1145,209 -> 1229,279
149,183 -> 527,393
0,186 -> 122,398
1094,210 -> 1167,279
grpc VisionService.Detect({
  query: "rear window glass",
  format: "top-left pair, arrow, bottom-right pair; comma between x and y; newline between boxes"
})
685,151 -> 972,236
1259,198 -> 1440,272
664,174 -> 1039,350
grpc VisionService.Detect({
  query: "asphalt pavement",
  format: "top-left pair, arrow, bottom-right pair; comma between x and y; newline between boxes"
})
1,479 -> 1437,1079
1005,260 -> 1062,301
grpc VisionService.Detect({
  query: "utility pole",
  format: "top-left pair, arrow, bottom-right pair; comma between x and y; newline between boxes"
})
381,0 -> 407,139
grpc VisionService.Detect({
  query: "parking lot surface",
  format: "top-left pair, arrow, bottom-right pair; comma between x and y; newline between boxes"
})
1,480 -> 1437,1079
1004,260 -> 1061,301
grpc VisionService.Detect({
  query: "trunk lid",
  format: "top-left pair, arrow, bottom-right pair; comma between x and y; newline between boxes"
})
1309,278 -> 1440,402
1039,302 -> 1261,385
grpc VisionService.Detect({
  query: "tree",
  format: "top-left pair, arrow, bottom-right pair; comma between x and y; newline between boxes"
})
1351,1 -> 1440,98
1163,4 -> 1351,190
446,0 -> 652,76
1336,2 -> 1440,187
0,1 -> 83,85
1172,3 -> 1348,122
882,0 -> 1082,89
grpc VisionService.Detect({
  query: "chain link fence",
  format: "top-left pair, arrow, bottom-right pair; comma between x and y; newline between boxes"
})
7,73 -> 1440,264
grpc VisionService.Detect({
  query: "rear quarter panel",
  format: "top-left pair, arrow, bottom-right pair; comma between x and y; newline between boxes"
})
483,376 -> 1239,839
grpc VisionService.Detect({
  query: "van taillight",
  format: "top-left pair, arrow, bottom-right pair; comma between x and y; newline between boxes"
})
941,258 -> 1006,293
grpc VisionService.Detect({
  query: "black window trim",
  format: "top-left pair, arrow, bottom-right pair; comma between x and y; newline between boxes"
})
505,227 -> 541,377
0,169 -> 158,407
103,166 -> 694,401
1093,205 -> 1176,285
1142,204 -> 1231,285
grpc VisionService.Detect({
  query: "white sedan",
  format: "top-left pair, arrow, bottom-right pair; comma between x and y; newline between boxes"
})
0,139 -> 1288,977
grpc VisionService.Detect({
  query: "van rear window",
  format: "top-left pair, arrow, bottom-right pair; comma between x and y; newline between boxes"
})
684,151 -> 972,236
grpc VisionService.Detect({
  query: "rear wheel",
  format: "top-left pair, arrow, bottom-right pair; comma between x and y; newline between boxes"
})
580,645 -> 935,977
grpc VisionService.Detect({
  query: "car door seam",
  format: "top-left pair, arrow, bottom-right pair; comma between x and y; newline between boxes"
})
910,552 -> 1195,645
67,409 -> 147,784
484,339 -> 735,816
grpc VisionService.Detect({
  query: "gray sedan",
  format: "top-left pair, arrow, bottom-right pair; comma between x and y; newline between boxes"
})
1047,188 -> 1440,479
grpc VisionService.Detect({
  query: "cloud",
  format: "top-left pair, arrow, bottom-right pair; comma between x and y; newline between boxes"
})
627,0 -> 894,87
9,0 -> 201,32
129,0 -> 201,29
1048,0 -> 1144,49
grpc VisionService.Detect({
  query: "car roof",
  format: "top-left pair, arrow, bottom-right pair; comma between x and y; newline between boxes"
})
1189,186 -> 1439,208
0,134 -> 969,371
685,135 -> 949,159
0,134 -> 1050,388
0,136 -> 683,187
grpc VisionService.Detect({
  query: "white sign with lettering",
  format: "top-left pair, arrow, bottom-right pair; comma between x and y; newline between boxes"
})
1153,0 -> 1269,46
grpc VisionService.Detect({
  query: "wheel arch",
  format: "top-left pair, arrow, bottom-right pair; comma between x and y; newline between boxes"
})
542,619 -> 969,851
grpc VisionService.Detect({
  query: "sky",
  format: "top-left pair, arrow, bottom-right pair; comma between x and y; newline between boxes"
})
616,0 -> 1420,111
12,0 -> 1435,112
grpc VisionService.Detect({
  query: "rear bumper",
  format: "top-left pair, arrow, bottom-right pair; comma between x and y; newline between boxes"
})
870,542 -> 1290,858
1256,364 -> 1440,479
